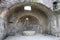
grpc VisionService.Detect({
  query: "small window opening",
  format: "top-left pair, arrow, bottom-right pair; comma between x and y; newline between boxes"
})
53,1 -> 58,10
24,6 -> 31,11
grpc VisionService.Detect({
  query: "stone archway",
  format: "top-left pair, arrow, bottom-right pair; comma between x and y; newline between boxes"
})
0,2 -> 54,36
6,7 -> 48,35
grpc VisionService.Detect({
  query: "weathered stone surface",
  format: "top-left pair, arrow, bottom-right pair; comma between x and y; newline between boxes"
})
0,0 -> 60,40
0,18 -> 6,40
0,0 -> 53,10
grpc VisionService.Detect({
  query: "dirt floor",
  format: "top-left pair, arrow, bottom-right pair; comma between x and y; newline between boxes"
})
4,34 -> 60,40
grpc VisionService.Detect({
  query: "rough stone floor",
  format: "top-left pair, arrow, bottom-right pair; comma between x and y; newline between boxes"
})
4,34 -> 60,40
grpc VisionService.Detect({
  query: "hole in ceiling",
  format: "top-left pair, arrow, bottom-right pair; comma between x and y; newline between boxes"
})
24,6 -> 31,11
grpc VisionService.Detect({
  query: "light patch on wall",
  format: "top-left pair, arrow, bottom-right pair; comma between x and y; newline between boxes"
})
0,9 -> 8,18
24,6 -> 31,11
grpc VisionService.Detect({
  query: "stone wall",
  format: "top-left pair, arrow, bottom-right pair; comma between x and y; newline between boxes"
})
0,18 -> 6,40
0,0 -> 53,10
56,14 -> 60,37
0,0 -> 59,39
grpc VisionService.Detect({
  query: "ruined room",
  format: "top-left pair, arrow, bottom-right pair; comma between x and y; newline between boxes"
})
0,0 -> 60,40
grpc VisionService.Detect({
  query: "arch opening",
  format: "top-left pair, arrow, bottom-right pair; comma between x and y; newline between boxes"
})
16,15 -> 41,35
0,3 -> 53,36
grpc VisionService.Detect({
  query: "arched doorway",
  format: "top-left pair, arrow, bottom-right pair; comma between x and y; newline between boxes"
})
0,3 -> 53,36
6,7 -> 48,36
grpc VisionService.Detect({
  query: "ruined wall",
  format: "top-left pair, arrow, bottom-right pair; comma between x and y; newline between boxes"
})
0,18 -> 6,40
0,0 -> 60,39
0,0 -> 53,10
56,14 -> 60,36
